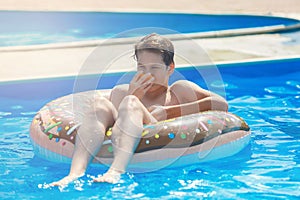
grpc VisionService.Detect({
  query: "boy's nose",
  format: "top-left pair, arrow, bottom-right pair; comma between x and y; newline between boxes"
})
143,69 -> 152,75
144,72 -> 153,78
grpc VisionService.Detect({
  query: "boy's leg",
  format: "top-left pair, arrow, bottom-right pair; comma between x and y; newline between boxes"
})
50,96 -> 117,186
94,95 -> 157,183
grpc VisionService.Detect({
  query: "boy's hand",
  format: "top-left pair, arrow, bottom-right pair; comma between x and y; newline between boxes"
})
128,71 -> 154,99
148,105 -> 167,121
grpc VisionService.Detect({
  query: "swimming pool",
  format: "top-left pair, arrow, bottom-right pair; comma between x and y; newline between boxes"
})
0,57 -> 299,199
0,11 -> 300,47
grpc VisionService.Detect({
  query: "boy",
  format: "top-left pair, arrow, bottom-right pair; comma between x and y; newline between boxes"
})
51,33 -> 228,185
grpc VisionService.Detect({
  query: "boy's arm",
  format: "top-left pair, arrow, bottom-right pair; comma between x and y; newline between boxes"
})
164,94 -> 228,119
109,72 -> 154,109
155,80 -> 228,120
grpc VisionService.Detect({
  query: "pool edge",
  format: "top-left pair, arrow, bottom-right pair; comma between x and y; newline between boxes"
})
1,55 -> 299,85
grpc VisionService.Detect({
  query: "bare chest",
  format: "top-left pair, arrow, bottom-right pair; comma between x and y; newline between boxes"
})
141,90 -> 179,108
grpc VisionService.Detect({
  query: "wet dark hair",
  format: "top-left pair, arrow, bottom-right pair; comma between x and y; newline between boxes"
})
134,33 -> 175,66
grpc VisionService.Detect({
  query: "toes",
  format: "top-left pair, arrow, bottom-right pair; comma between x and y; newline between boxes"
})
93,174 -> 119,184
93,177 -> 103,182
93,177 -> 112,183
49,181 -> 65,187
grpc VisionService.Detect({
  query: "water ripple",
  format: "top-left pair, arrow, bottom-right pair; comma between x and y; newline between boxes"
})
0,111 -> 12,117
1,70 -> 300,199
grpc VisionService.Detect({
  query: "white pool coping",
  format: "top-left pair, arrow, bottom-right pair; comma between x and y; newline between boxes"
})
0,7 -> 300,82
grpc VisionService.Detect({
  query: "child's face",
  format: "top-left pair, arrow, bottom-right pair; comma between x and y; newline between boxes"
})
136,50 -> 172,90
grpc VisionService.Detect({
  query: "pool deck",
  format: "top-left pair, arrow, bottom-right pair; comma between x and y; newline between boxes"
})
0,0 -> 300,82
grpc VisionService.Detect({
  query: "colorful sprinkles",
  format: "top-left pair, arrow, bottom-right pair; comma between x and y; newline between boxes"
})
66,123 -> 81,135
44,121 -> 62,133
199,121 -> 208,131
34,93 -> 247,159
168,132 -> 175,139
106,128 -> 112,137
142,130 -> 149,137
107,146 -> 113,153
180,133 -> 187,139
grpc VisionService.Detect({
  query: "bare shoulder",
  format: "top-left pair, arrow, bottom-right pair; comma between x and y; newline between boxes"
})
170,80 -> 200,90
170,80 -> 210,102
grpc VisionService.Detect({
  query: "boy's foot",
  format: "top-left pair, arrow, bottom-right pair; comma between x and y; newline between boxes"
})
93,169 -> 122,184
49,175 -> 79,187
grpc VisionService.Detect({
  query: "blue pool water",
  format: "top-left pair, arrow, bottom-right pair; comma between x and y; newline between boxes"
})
0,57 -> 299,199
0,11 -> 300,47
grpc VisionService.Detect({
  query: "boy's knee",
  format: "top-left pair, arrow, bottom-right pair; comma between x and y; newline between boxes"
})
118,95 -> 142,113
95,96 -> 112,109
121,95 -> 140,104
82,97 -> 115,124
85,97 -> 108,114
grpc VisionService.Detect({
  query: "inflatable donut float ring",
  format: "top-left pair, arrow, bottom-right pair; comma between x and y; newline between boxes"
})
30,90 -> 250,171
